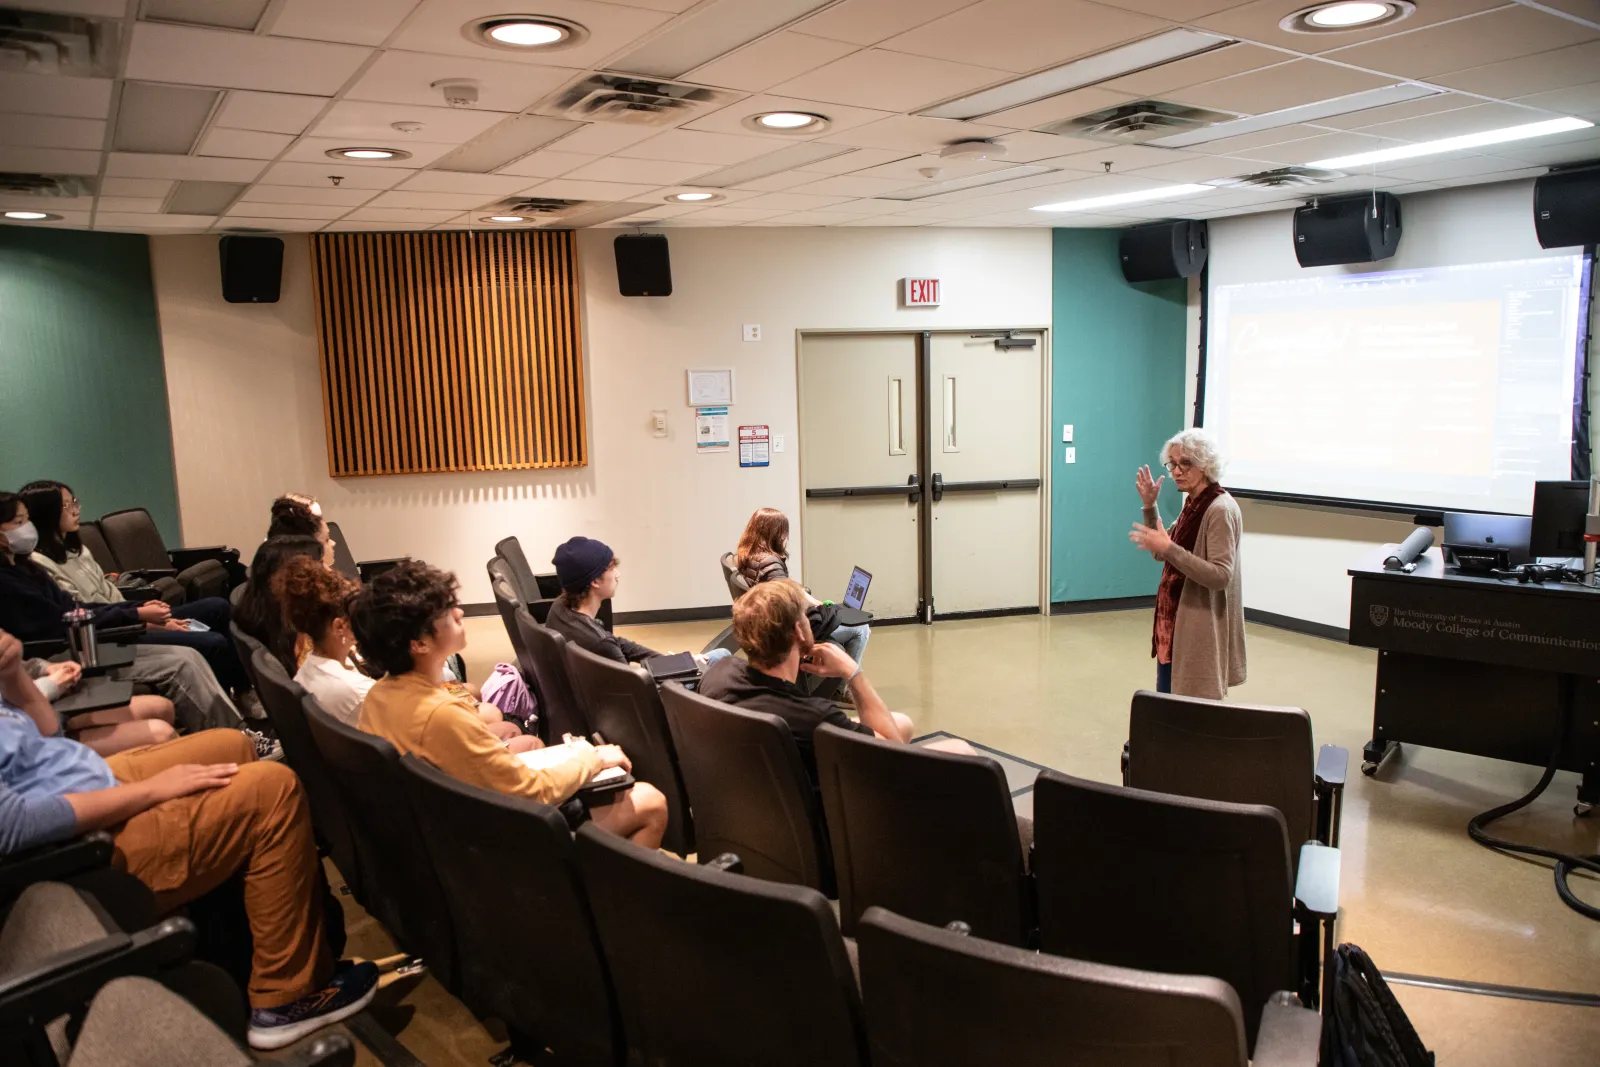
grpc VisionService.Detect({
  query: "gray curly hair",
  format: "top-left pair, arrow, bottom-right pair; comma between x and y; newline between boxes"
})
1161,428 -> 1224,484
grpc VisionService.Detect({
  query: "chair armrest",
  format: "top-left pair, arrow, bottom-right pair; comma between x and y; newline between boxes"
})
168,547 -> 238,572
122,568 -> 178,582
700,623 -> 740,656
1315,744 -> 1348,788
278,1032 -> 357,1067
1251,993 -> 1320,1067
23,639 -> 67,659
1293,842 -> 1340,921
0,916 -> 196,1030
1314,744 -> 1349,846
0,833 -> 113,901
97,624 -> 147,643
704,852 -> 743,874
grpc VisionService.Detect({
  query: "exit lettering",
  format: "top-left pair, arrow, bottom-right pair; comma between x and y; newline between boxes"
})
902,277 -> 941,307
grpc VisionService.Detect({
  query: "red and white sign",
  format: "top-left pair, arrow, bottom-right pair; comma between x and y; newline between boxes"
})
902,277 -> 941,307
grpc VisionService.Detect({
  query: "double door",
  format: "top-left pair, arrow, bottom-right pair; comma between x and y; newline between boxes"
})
797,331 -> 1044,622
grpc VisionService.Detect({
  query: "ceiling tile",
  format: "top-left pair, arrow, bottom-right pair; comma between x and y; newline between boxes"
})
848,153 -> 1018,181
771,49 -> 1009,112
225,201 -> 349,219
755,209 -> 878,225
0,114 -> 104,150
1315,92 -> 1475,130
1434,40 -> 1600,99
992,129 -> 1101,162
880,0 -> 1169,75
1377,153 -> 1544,181
268,0 -> 420,45
687,32 -> 861,93
219,217 -> 329,231
92,197 -> 164,213
795,0 -> 984,46
213,91 -> 329,135
1358,102 -> 1553,141
674,205 -> 793,222
1093,0 -> 1247,17
257,161 -> 413,188
323,219 -> 435,230
544,122 -> 660,155
1512,81 -> 1600,122
96,212 -> 216,230
367,190 -> 498,209
1101,41 -> 1286,97
495,149 -> 599,178
832,215 -> 929,226
1323,5 -> 1597,80
107,153 -> 269,181
125,23 -> 373,95
1231,130 -> 1408,165
1483,129 -> 1600,166
726,169 -> 831,191
239,184 -> 374,205
1196,0 -> 1507,57
788,173 -> 926,196
343,205 -> 462,222
397,170 -> 532,193
1166,59 -> 1393,115
520,178 -> 664,200
1120,154 -> 1265,182
388,0 -> 673,70
819,114 -> 1011,152
0,193 -> 93,211
793,146 -> 911,173
0,73 -> 113,120
198,127 -> 296,159
15,0 -> 121,14
562,156 -> 711,184
616,129 -> 783,165
1037,142 -> 1202,172
681,93 -> 893,139
979,85 -> 1140,131
100,178 -> 173,197
281,136 -> 458,167
734,190 -> 861,210
345,49 -> 575,112
312,99 -> 510,145
8,148 -> 105,175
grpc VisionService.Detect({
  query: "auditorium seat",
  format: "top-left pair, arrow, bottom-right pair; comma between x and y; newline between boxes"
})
494,536 -> 611,628
301,701 -> 458,995
563,644 -> 695,856
1125,690 -> 1348,853
323,521 -> 360,582
856,907 -> 1318,1067
814,725 -> 1031,945
516,610 -> 589,741
660,681 -> 833,892
719,551 -> 749,601
398,756 -> 623,1067
1032,770 -> 1335,1050
246,648 -> 364,905
97,508 -> 237,600
74,520 -> 117,575
573,823 -> 868,1067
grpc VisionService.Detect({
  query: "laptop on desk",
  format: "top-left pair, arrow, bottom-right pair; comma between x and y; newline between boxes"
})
836,566 -> 872,627
645,651 -> 700,685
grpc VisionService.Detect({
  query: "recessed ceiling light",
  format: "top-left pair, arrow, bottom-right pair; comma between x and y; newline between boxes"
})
1031,184 -> 1211,213
3,210 -> 60,221
743,111 -> 829,135
1307,116 -> 1594,169
668,191 -> 721,202
326,147 -> 412,161
467,14 -> 587,51
484,215 -> 528,223
1283,1 -> 1413,33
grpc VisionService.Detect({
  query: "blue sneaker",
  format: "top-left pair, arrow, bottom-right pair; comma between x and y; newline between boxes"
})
247,960 -> 379,1050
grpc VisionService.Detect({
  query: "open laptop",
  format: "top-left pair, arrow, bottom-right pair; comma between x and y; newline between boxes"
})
837,566 -> 872,626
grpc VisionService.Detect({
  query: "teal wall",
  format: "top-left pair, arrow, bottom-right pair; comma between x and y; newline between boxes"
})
1050,228 -> 1188,604
0,226 -> 182,543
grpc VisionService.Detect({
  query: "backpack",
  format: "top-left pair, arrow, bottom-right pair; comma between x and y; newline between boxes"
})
1321,944 -> 1434,1067
481,662 -> 539,734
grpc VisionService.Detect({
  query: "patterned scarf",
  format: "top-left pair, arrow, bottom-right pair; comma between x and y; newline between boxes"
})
1152,481 -> 1227,662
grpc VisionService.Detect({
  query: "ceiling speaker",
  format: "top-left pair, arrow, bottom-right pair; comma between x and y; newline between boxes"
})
1119,219 -> 1208,283
218,235 -> 283,304
1534,164 -> 1600,249
1293,192 -> 1402,267
615,233 -> 671,297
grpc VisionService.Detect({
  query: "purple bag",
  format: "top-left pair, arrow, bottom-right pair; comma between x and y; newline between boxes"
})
481,662 -> 539,734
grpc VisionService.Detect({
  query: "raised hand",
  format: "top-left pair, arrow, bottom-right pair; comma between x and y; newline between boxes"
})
1136,465 -> 1165,508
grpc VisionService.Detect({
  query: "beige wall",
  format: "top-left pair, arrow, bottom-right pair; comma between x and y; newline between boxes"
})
150,226 -> 1051,609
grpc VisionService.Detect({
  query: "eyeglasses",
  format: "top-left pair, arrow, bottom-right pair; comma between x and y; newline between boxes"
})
1163,458 -> 1195,473
64,498 -> 81,514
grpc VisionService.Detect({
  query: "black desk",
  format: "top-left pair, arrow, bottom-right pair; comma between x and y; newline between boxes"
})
1348,547 -> 1600,813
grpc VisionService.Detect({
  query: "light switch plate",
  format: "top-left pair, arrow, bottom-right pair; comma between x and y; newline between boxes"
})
651,409 -> 668,438
1064,446 -> 1076,464
1062,424 -> 1073,443
773,434 -> 786,453
742,323 -> 761,342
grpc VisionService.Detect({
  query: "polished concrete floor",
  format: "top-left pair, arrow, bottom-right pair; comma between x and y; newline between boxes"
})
329,610 -> 1599,1067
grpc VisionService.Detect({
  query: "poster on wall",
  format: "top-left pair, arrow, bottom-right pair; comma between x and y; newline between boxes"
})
696,406 -> 729,452
739,425 -> 770,467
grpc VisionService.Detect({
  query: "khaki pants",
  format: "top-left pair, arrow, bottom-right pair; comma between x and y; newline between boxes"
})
106,731 -> 331,1009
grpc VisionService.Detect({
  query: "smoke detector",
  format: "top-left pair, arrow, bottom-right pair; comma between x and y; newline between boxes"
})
544,73 -> 735,126
431,79 -> 479,108
940,140 -> 1006,161
1212,166 -> 1347,189
391,121 -> 425,134
1041,100 -> 1235,144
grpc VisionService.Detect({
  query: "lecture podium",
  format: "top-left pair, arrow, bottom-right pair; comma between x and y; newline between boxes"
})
1347,546 -> 1600,815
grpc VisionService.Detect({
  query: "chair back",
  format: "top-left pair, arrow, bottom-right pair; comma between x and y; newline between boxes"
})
227,621 -> 265,686
487,558 -> 532,663
1128,690 -> 1317,849
302,701 -> 457,993
814,726 -> 1029,944
857,907 -> 1247,1067
574,823 -> 866,1067
563,644 -> 694,856
76,521 -> 118,573
720,552 -> 750,602
660,681 -> 831,891
97,508 -> 170,571
1032,770 -> 1293,1050
247,648 -> 363,904
494,536 -> 541,605
324,521 -> 359,582
399,756 -> 621,1066
517,613 -> 589,740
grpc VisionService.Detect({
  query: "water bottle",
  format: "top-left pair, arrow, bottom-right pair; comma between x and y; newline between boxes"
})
64,608 -> 98,668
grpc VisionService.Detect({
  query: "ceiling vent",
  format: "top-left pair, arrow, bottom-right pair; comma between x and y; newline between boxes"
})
1213,166 -> 1347,189
542,73 -> 735,126
497,197 -> 586,217
0,172 -> 93,197
1040,100 -> 1234,144
0,8 -> 118,77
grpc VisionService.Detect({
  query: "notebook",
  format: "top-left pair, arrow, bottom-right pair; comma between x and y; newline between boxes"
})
516,741 -> 633,793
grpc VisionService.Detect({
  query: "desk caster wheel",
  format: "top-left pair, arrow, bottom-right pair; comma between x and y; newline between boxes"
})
1576,802 -> 1594,818
1362,762 -> 1379,777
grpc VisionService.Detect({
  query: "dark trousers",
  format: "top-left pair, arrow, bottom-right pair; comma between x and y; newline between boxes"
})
1155,660 -> 1172,694
140,596 -> 248,693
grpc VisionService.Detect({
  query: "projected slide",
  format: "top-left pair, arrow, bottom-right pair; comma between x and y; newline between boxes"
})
1203,255 -> 1589,514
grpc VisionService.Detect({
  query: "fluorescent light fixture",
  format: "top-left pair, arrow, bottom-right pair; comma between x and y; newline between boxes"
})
437,114 -> 582,174
879,164 -> 1054,201
4,210 -> 58,220
617,0 -> 835,80
1309,116 -> 1595,169
327,147 -> 412,161
693,142 -> 859,189
921,29 -> 1234,121
1148,82 -> 1439,149
467,15 -> 586,51
1032,183 -> 1210,213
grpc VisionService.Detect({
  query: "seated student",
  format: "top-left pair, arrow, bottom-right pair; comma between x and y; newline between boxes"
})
25,656 -> 177,756
351,560 -> 668,848
0,627 -> 377,1050
265,494 -> 337,569
275,556 -> 520,740
546,536 -> 730,670
734,507 -> 869,664
698,579 -> 911,787
235,535 -> 326,676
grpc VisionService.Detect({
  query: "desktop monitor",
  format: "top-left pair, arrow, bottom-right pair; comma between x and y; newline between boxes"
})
1442,513 -> 1531,572
1529,480 -> 1591,560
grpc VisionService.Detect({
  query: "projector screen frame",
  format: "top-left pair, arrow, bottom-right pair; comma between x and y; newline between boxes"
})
1191,247 -> 1596,517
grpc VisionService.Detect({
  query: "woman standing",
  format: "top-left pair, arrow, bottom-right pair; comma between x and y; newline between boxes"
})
1128,429 -> 1245,699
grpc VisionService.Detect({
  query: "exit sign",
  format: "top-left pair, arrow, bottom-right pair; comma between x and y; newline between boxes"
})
902,277 -> 941,307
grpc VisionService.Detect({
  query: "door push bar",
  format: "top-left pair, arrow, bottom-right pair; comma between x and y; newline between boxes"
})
930,475 -> 1042,503
806,475 -> 923,503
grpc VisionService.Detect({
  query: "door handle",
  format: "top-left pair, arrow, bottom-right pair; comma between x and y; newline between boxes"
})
806,476 -> 922,500
937,478 -> 1042,494
932,473 -> 944,503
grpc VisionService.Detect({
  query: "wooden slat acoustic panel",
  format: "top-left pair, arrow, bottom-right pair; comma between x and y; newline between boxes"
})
309,229 -> 586,476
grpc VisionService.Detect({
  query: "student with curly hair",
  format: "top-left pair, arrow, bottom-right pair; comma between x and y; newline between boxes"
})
265,495 -> 335,570
352,561 -> 667,848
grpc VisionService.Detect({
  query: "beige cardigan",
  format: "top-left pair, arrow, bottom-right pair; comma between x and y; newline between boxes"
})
1143,492 -> 1246,700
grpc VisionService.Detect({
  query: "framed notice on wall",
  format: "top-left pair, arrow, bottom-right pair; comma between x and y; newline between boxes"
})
739,425 -> 770,467
696,407 -> 729,451
687,368 -> 734,407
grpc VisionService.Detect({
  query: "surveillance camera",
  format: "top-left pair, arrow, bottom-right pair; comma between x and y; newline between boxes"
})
431,79 -> 479,108
918,166 -> 942,180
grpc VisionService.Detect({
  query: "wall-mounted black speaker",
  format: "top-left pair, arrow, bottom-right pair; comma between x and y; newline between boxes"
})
1293,192 -> 1401,267
219,235 -> 283,303
1534,164 -> 1600,248
614,233 -> 671,296
1119,219 -> 1208,282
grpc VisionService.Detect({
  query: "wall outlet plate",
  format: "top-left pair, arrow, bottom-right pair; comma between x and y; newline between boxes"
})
1062,423 -> 1073,443
742,323 -> 761,342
